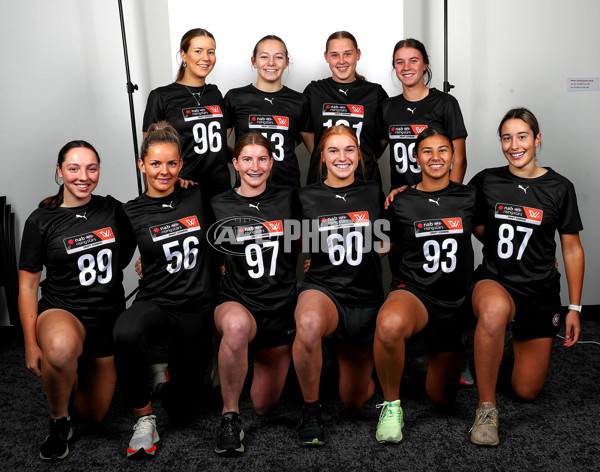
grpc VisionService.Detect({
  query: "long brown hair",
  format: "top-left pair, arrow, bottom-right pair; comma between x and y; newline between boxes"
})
40,140 -> 100,209
176,28 -> 215,82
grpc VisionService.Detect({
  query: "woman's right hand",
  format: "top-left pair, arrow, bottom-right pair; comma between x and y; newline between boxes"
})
134,257 -> 143,278
384,185 -> 409,209
25,344 -> 43,376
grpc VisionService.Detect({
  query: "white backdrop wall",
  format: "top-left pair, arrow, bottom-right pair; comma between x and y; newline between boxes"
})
404,0 -> 600,308
1,0 -> 598,325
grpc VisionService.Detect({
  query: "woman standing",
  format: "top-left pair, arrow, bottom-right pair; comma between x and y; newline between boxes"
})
225,35 -> 311,189
19,141 -> 134,460
210,133 -> 299,455
113,122 -> 214,458
374,128 -> 476,444
382,38 -> 467,189
143,28 -> 231,209
294,125 -> 386,446
468,108 -> 584,446
303,31 -> 388,185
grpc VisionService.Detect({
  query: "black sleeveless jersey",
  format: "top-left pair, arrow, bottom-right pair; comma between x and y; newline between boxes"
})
390,182 -> 476,308
303,78 -> 388,185
225,84 -> 310,188
19,195 -> 134,322
123,185 -> 213,308
209,185 -> 300,312
382,88 -> 467,188
299,180 -> 385,306
469,166 -> 583,298
143,82 -> 230,195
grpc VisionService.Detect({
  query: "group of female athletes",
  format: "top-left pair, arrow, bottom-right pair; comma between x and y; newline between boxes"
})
18,28 -> 584,461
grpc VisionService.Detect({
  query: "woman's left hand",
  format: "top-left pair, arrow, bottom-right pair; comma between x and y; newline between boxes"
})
563,310 -> 581,347
178,178 -> 198,189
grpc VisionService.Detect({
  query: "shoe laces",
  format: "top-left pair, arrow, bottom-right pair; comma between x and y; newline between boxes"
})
220,415 -> 240,437
376,402 -> 401,424
132,415 -> 156,438
469,406 -> 498,432
301,404 -> 322,428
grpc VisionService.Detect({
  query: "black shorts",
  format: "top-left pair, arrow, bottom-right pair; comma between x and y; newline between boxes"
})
216,300 -> 296,349
298,282 -> 379,346
474,265 -> 562,340
38,299 -> 119,359
390,285 -> 470,353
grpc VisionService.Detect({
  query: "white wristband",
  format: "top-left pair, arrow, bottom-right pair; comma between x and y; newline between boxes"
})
568,304 -> 582,313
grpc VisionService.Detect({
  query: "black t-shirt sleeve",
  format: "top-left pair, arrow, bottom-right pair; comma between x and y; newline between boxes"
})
19,213 -> 44,272
224,89 -> 236,129
298,94 -> 312,134
142,89 -> 165,132
117,203 -> 137,269
468,172 -> 487,227
442,94 -> 468,140
557,179 -> 583,234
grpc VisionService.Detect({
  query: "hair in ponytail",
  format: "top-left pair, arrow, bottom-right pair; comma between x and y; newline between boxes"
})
140,121 -> 181,162
325,31 -> 365,81
39,140 -> 100,209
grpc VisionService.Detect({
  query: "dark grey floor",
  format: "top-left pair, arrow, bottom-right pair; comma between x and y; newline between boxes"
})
1,314 -> 599,472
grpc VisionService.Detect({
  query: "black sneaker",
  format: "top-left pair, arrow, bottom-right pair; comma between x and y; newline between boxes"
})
298,401 -> 324,446
214,412 -> 244,454
40,417 -> 73,461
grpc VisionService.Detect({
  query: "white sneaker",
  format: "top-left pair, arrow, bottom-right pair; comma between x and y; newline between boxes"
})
127,415 -> 160,458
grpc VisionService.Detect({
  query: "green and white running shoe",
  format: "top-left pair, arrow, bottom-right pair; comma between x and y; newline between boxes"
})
375,400 -> 404,444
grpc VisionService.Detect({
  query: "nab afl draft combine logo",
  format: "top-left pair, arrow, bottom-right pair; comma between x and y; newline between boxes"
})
63,227 -> 115,254
208,216 -> 283,255
182,105 -> 223,122
552,313 -> 560,327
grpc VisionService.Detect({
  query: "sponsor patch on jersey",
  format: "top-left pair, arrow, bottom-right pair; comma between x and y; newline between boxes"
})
414,217 -> 463,237
235,220 -> 284,241
388,124 -> 428,139
248,115 -> 290,130
318,212 -> 370,231
63,227 -> 115,254
208,216 -> 282,255
149,216 -> 200,242
182,105 -> 223,122
494,204 -> 543,225
322,103 -> 364,118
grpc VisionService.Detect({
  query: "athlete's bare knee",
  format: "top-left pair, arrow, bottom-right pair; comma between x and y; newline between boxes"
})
376,311 -> 410,347
43,338 -> 79,371
512,379 -> 542,402
252,396 -> 276,416
295,310 -> 326,344
221,317 -> 252,350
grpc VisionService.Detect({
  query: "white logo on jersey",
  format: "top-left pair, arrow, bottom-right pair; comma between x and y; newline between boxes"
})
162,201 -> 174,209
76,212 -> 87,220
249,203 -> 260,211
264,97 -> 274,105
335,194 -> 347,202
338,89 -> 348,96
428,198 -> 440,206
407,107 -> 416,114
518,185 -> 529,194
